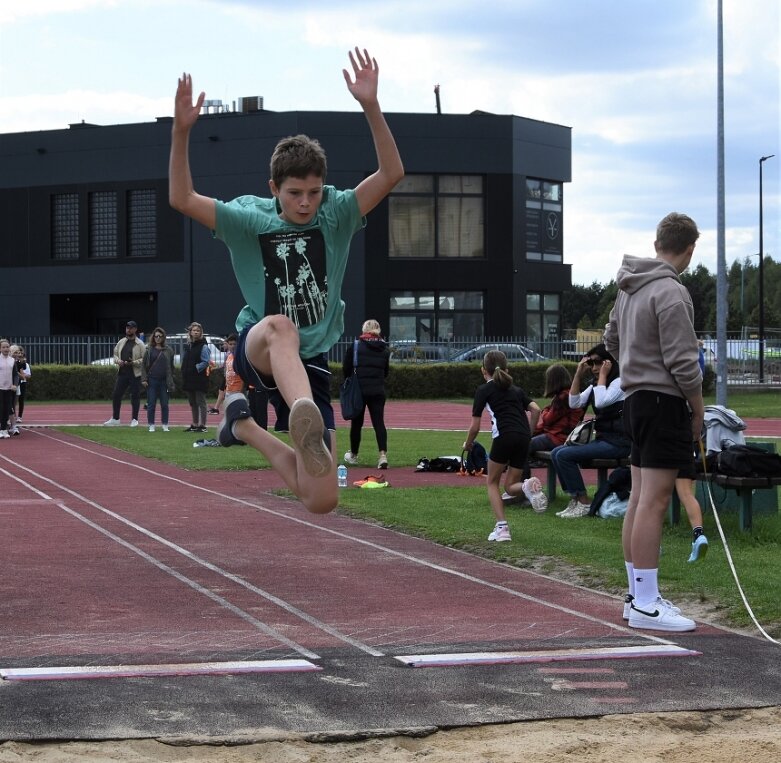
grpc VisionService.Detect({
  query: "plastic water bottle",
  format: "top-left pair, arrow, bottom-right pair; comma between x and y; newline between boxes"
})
337,464 -> 348,488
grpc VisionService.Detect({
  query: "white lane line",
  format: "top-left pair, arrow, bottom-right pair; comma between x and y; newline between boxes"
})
0,457 -> 383,658
1,659 -> 320,681
20,433 -> 676,647
394,644 -> 700,668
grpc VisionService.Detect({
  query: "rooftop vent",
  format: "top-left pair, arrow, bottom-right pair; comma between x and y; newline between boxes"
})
239,96 -> 264,113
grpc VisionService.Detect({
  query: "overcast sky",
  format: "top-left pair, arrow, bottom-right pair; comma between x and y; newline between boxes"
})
1,0 -> 778,286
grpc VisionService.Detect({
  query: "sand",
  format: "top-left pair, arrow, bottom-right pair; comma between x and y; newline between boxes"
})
1,706 -> 780,762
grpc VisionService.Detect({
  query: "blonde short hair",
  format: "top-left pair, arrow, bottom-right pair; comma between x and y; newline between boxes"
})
362,319 -> 381,336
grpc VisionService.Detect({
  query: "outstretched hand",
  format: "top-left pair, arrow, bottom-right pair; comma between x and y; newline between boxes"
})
174,73 -> 205,131
342,47 -> 379,106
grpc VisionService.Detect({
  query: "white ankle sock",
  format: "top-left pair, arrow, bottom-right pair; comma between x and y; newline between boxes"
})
633,568 -> 659,607
625,561 -> 635,597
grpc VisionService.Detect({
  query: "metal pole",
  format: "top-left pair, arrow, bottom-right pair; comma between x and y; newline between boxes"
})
715,0 -> 728,404
758,154 -> 775,384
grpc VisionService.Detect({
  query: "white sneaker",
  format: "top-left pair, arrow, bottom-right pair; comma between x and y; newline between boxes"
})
628,596 -> 695,632
162,425 -> 169,432
130,419 -> 139,428
148,425 -> 155,432
103,418 -> 120,426
487,523 -> 512,542
16,418 -> 22,424
522,477 -> 548,513
377,455 -> 388,469
622,593 -> 634,620
556,498 -> 578,516
0,430 -> 9,439
344,451 -> 359,465
559,501 -> 591,518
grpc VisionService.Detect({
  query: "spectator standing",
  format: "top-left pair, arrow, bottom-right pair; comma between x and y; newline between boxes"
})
463,350 -> 541,542
141,327 -> 175,432
168,47 -> 403,514
0,339 -> 19,439
342,319 -> 391,469
604,211 -> 704,632
12,345 -> 31,424
103,321 -> 145,427
550,344 -> 631,518
181,321 -> 211,432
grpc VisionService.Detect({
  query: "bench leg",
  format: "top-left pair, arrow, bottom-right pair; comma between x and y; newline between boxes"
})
737,488 -> 753,531
546,465 -> 557,500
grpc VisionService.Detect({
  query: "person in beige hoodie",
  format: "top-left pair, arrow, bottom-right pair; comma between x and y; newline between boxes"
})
604,212 -> 704,633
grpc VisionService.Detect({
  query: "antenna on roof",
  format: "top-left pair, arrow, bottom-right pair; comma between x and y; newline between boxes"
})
434,84 -> 442,115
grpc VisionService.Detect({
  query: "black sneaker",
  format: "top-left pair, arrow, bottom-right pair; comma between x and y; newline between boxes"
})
184,425 -> 199,432
217,393 -> 252,447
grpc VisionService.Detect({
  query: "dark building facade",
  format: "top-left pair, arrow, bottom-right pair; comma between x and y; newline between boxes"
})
0,107 -> 571,345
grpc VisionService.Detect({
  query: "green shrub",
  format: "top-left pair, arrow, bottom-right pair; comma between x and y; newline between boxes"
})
25,365 -> 225,401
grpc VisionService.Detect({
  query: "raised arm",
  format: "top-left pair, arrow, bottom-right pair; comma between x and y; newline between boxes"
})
169,73 -> 217,230
343,48 -> 404,216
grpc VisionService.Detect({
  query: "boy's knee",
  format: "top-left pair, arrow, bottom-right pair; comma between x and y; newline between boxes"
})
257,314 -> 298,344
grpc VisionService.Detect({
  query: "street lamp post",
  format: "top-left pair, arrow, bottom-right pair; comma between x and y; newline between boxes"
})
758,154 -> 775,383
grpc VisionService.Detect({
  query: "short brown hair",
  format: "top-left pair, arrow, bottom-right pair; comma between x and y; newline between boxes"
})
656,213 -> 700,254
270,134 -> 327,188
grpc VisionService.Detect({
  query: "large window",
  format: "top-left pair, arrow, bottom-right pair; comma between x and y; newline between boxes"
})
127,189 -> 157,257
51,193 -> 80,261
88,191 -> 118,259
389,290 -> 483,341
526,292 -> 560,356
389,175 -> 484,258
49,187 -> 159,262
525,178 -> 562,263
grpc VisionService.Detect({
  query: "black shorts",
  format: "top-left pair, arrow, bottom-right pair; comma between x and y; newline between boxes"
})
624,390 -> 692,470
234,324 -> 335,430
489,432 -> 530,470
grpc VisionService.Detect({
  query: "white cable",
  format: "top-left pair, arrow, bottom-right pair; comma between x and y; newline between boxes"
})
699,444 -> 779,644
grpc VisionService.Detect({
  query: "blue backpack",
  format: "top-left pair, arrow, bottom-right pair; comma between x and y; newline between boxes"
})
461,441 -> 488,475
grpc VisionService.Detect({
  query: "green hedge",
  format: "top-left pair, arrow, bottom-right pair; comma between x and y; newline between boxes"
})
25,361 -> 714,401
24,362 -> 564,401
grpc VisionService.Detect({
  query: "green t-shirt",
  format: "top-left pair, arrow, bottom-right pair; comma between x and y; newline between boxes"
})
214,186 -> 364,358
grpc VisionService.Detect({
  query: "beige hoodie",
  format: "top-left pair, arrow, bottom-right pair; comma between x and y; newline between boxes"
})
604,255 -> 702,400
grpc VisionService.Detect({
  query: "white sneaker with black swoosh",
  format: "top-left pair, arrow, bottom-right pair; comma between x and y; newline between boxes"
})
628,596 -> 695,632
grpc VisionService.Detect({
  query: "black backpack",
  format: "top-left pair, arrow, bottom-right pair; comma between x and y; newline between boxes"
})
716,444 -> 781,478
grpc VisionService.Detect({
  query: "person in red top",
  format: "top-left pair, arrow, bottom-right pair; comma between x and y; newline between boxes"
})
511,365 -> 583,500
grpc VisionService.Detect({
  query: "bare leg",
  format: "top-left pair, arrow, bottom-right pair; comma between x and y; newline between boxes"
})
486,459 -> 508,522
233,315 -> 335,513
630,467 -> 677,569
502,465 -> 526,498
233,418 -> 337,514
675,477 -> 703,529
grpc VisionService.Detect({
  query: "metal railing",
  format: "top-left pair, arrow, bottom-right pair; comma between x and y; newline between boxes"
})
8,333 -> 781,386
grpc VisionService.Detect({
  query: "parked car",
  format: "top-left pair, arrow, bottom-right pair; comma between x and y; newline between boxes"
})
389,341 -> 451,363
449,343 -> 548,363
90,334 -> 227,369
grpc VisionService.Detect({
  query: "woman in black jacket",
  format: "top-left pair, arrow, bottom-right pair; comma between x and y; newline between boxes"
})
342,319 -> 390,469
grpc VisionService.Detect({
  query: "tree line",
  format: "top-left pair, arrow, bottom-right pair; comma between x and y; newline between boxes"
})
562,256 -> 781,334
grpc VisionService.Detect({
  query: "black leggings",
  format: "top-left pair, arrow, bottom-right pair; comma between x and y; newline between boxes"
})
16,383 -> 26,418
0,389 -> 15,431
349,393 -> 387,453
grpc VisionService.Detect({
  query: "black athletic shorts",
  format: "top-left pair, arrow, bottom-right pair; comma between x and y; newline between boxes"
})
624,390 -> 692,470
489,432 -> 530,470
234,323 -> 335,430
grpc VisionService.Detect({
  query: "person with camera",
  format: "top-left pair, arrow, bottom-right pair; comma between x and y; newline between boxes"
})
549,344 -> 630,518
103,321 -> 145,427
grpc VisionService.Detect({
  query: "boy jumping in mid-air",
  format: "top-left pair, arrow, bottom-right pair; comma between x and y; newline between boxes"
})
169,48 -> 404,514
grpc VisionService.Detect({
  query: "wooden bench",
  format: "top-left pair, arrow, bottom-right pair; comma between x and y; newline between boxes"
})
670,473 -> 781,532
535,451 -> 630,501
